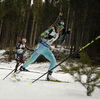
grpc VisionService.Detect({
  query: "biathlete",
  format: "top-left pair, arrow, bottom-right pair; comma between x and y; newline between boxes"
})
19,21 -> 67,80
14,38 -> 33,73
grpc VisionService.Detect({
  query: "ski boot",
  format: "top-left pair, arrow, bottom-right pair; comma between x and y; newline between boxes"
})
47,71 -> 57,81
20,66 -> 29,71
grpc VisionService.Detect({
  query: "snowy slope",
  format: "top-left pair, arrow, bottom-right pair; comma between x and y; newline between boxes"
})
0,50 -> 100,99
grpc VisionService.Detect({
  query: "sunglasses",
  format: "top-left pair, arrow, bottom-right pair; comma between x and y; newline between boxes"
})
58,25 -> 64,29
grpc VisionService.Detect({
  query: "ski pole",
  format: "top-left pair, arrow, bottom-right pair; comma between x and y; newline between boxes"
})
3,53 -> 33,80
29,35 -> 100,85
56,29 -> 71,59
5,54 -> 15,60
56,35 -> 67,59
3,58 -> 27,80
5,49 -> 26,60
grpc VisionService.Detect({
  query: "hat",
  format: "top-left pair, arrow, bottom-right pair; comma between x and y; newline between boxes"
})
57,21 -> 64,26
22,38 -> 26,42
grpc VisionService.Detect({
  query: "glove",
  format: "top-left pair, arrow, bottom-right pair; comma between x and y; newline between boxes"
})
63,35 -> 67,40
30,49 -> 34,51
21,47 -> 25,50
65,29 -> 71,35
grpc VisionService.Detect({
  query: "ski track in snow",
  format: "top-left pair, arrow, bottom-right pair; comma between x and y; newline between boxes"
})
0,50 -> 100,99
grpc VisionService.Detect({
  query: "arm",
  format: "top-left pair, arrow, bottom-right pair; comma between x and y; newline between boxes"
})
41,27 -> 53,38
16,43 -> 21,49
25,45 -> 34,51
58,29 -> 71,41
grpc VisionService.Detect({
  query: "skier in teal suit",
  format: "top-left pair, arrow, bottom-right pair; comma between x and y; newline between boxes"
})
19,21 -> 65,80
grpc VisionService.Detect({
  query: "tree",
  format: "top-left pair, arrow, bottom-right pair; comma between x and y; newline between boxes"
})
61,51 -> 100,96
30,0 -> 43,47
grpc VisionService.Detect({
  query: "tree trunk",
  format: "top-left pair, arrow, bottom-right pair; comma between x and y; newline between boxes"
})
33,21 -> 38,47
0,19 -> 3,36
30,18 -> 35,47
24,11 -> 30,38
10,38 -> 14,52
23,0 -> 31,37
66,1 -> 70,31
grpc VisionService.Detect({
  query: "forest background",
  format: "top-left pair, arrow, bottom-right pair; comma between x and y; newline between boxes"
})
0,0 -> 100,65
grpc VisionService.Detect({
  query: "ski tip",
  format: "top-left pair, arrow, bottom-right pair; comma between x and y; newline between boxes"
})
29,82 -> 32,85
60,81 -> 64,83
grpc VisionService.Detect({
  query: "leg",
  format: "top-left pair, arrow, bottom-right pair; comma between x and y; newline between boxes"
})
42,49 -> 57,80
14,60 -> 19,73
22,43 -> 44,68
22,51 -> 40,68
14,54 -> 21,73
42,49 -> 56,72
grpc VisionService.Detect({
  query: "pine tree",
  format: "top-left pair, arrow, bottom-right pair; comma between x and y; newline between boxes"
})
61,51 -> 100,96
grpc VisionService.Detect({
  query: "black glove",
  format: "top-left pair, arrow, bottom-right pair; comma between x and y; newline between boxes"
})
22,47 -> 25,50
65,29 -> 71,35
30,49 -> 34,51
62,29 -> 71,35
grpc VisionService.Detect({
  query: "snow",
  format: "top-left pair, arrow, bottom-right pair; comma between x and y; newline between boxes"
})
0,50 -> 100,99
0,50 -> 6,58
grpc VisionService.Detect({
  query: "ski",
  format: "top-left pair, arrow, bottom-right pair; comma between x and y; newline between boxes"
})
11,73 -> 21,82
1,67 -> 43,80
10,74 -> 68,83
0,67 -> 12,70
15,69 -> 43,74
29,79 -> 69,85
20,70 -> 43,74
0,67 -> 43,74
40,79 -> 69,83
47,79 -> 68,83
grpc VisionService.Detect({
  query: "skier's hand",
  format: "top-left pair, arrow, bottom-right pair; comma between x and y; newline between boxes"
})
30,49 -> 34,51
63,35 -> 67,40
65,29 -> 71,35
22,47 -> 25,50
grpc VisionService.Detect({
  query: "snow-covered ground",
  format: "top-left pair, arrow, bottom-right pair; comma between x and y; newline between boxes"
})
0,50 -> 6,59
0,50 -> 100,99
